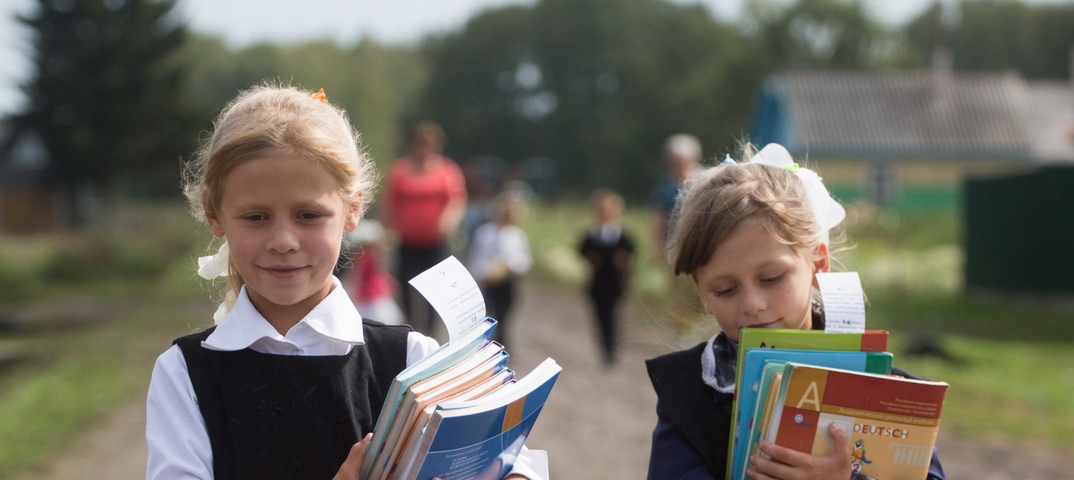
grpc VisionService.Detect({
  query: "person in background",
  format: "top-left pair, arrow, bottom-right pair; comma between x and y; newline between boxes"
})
466,190 -> 532,349
644,143 -> 945,480
383,120 -> 467,337
649,133 -> 701,265
344,219 -> 404,325
649,133 -> 705,328
578,188 -> 635,366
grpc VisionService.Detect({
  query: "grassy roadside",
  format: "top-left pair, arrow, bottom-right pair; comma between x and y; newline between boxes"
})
523,201 -> 1074,450
0,275 -> 210,477
0,202 -> 213,477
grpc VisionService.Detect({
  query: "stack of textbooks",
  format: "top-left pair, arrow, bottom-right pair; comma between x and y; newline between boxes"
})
360,318 -> 560,480
728,329 -> 948,480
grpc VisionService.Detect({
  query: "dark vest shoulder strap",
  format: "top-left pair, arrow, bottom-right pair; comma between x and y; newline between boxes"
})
173,326 -> 216,347
359,319 -> 412,401
646,342 -> 732,478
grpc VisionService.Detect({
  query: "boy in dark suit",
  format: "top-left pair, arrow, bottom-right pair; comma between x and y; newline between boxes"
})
579,188 -> 635,366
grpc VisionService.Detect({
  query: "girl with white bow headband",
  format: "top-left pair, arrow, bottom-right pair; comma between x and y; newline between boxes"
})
644,144 -> 946,480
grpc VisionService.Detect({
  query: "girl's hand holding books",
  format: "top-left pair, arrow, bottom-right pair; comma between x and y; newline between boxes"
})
334,433 -> 372,480
747,423 -> 852,480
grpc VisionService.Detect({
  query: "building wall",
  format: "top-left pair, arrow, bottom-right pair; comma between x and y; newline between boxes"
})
1,189 -> 58,234
811,159 -> 1028,212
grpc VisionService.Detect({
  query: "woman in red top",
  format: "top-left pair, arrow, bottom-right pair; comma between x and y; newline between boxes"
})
383,121 -> 467,336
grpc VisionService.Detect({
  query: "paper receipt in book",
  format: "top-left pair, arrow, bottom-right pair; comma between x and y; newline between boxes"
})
815,272 -> 865,333
409,255 -> 487,343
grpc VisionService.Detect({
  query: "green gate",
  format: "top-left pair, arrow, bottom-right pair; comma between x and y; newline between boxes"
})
965,166 -> 1074,294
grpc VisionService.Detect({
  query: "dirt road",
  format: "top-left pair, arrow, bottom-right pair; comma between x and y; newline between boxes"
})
14,281 -> 1074,479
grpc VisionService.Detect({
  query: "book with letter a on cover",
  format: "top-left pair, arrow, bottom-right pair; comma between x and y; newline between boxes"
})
761,362 -> 948,480
729,349 -> 893,480
727,328 -> 889,478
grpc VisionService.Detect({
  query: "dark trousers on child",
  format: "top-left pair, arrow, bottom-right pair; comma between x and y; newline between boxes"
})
589,290 -> 622,365
396,243 -> 450,336
482,279 -> 516,349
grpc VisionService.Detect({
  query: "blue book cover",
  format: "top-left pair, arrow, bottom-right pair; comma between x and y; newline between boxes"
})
730,349 -> 893,480
404,358 -> 561,480
362,318 -> 498,478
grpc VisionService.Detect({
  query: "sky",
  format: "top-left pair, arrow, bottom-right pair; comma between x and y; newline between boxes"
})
0,0 -> 1066,116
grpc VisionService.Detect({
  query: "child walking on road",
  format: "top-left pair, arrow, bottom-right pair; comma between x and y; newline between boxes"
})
578,188 -> 635,366
466,191 -> 532,349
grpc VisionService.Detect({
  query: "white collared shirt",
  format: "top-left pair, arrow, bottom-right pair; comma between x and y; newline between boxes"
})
599,223 -> 621,245
466,222 -> 532,284
146,277 -> 546,479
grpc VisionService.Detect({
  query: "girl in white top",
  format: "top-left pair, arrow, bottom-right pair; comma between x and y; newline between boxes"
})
146,84 -> 545,480
465,191 -> 532,348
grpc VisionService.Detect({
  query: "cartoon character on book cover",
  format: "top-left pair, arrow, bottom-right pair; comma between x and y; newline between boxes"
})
851,438 -> 873,468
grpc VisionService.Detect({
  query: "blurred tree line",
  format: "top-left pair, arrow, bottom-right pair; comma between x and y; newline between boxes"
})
8,0 -> 1074,218
8,0 -> 189,225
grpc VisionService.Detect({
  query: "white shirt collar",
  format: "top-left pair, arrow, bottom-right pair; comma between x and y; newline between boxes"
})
598,223 -> 621,243
202,276 -> 366,352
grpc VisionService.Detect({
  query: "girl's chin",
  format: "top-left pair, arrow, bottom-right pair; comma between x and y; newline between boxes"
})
750,321 -> 781,329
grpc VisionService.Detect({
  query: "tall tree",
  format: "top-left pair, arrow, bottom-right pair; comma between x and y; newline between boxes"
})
179,35 -> 428,172
14,0 -> 192,224
420,0 -> 751,199
904,1 -> 1074,79
744,0 -> 890,69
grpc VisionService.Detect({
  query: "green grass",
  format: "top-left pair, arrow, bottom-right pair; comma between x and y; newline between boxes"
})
893,337 -> 1074,445
0,268 -> 208,477
0,348 -> 142,470
0,201 -> 206,303
0,201 -> 212,477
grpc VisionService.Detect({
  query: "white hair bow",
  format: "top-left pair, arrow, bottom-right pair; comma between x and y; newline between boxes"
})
748,144 -> 846,245
197,242 -> 230,280
196,242 -> 231,324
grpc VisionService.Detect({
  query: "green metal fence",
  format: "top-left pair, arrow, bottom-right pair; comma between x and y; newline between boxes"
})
965,166 -> 1074,294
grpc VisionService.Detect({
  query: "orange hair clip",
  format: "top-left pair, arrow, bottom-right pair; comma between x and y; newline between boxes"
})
311,88 -> 328,103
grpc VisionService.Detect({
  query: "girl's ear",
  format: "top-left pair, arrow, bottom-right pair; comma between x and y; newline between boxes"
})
203,192 -> 225,237
206,210 -> 225,237
811,243 -> 831,288
344,193 -> 362,232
